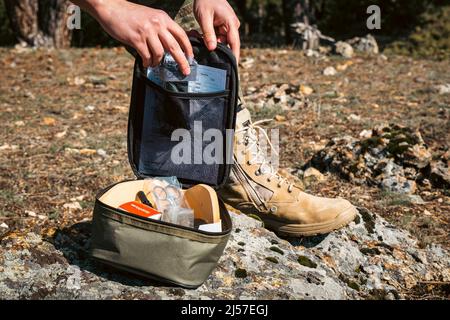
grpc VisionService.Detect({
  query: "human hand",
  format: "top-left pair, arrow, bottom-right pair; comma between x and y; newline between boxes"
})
89,0 -> 193,74
193,0 -> 241,61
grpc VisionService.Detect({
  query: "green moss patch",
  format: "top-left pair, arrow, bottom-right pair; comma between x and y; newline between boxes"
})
265,257 -> 279,264
269,246 -> 284,255
297,255 -> 317,268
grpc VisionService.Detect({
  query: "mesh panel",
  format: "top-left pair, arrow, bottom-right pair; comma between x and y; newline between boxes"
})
138,86 -> 228,184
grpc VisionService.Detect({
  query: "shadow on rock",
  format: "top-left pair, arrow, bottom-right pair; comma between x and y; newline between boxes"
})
49,221 -> 169,288
287,233 -> 329,248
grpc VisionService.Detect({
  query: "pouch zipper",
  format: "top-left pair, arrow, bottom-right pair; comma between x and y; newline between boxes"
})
233,160 -> 267,211
99,200 -> 231,237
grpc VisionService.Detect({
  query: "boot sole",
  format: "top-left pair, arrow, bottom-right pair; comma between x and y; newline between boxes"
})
262,206 -> 358,237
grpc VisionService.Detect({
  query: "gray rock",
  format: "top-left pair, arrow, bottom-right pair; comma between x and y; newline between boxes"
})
335,41 -> 354,58
0,209 -> 448,300
434,84 -> 450,95
347,35 -> 379,54
305,49 -> 321,58
323,66 -> 337,76
244,83 -> 311,111
379,159 -> 417,194
406,195 -> 425,205
429,161 -> 450,189
309,123 -> 448,193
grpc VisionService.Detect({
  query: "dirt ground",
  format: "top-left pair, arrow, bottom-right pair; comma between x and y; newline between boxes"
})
0,47 -> 449,250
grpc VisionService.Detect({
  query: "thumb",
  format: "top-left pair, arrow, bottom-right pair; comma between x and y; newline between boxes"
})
198,11 -> 217,51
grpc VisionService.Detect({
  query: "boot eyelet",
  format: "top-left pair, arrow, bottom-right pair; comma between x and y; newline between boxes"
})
267,178 -> 271,182
254,170 -> 260,176
247,160 -> 252,165
270,206 -> 277,213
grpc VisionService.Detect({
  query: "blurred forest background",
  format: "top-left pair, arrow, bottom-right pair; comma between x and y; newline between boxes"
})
0,0 -> 449,58
0,0 -> 449,299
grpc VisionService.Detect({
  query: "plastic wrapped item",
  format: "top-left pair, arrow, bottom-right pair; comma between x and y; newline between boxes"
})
163,207 -> 194,228
151,184 -> 183,213
143,177 -> 185,212
146,53 -> 226,93
146,53 -> 198,93
159,53 -> 198,82
143,177 -> 193,228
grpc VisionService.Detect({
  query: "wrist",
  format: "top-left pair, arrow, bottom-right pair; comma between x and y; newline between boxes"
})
79,0 -> 123,20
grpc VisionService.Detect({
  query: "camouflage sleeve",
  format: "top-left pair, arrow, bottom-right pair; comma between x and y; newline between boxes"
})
129,0 -> 200,31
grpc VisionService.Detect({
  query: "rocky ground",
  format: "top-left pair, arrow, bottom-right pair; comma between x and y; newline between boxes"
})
1,210 -> 448,299
0,46 -> 449,299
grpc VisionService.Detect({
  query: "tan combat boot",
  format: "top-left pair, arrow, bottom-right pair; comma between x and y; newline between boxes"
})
219,108 -> 358,236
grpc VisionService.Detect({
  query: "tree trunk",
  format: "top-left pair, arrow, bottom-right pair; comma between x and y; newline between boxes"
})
4,0 -> 72,48
282,0 -> 291,45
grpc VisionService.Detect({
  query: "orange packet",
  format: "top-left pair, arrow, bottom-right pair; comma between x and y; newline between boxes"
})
119,201 -> 161,219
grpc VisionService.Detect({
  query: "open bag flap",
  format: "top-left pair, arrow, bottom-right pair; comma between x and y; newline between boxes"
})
127,38 -> 239,189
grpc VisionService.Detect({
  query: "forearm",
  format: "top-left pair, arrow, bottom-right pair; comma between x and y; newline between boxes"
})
70,0 -> 126,19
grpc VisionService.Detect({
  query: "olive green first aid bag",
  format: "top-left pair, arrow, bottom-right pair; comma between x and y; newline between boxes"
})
90,38 -> 239,288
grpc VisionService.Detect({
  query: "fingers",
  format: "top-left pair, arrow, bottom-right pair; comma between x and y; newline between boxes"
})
135,42 -> 152,67
127,9 -> 194,72
159,31 -> 191,75
217,34 -> 227,44
215,25 -> 228,44
145,34 -> 164,67
227,23 -> 241,62
169,23 -> 194,58
197,11 -> 217,51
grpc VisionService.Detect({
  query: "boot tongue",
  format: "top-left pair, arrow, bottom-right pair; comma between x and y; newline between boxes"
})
236,108 -> 252,129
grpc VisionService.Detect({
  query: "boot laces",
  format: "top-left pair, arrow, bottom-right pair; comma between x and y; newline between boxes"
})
236,119 -> 294,193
